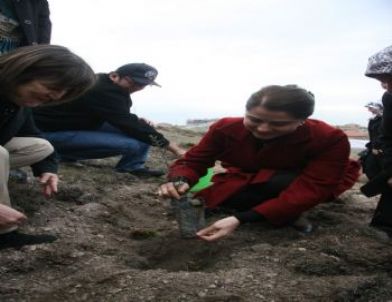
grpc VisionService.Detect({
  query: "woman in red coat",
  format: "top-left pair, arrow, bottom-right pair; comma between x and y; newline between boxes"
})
158,85 -> 360,241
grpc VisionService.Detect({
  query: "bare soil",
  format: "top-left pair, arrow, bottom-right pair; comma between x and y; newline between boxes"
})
1,126 -> 392,302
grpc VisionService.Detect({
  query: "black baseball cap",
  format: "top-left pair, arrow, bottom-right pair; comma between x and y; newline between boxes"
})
115,63 -> 160,86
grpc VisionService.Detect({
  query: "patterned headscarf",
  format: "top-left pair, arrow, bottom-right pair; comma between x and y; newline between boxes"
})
365,45 -> 392,78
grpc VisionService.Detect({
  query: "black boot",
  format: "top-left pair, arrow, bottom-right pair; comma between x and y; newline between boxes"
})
117,167 -> 165,177
9,169 -> 29,183
0,231 -> 57,250
370,190 -> 392,237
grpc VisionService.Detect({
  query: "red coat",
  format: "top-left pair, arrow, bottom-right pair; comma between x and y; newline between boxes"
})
168,118 -> 360,225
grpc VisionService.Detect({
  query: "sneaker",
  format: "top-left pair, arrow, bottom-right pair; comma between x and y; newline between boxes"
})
370,222 -> 392,238
9,169 -> 28,183
291,215 -> 313,234
61,160 -> 85,168
0,231 -> 57,250
126,167 -> 165,177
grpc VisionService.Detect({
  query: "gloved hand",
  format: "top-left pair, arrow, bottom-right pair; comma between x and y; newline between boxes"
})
360,169 -> 392,197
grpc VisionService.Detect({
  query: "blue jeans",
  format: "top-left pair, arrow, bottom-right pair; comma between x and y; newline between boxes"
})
43,123 -> 149,172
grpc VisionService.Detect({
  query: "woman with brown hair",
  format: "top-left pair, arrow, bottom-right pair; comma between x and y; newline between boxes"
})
0,44 -> 95,248
159,84 -> 360,241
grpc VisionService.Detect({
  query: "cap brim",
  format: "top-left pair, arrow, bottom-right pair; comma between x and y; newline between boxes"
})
151,81 -> 161,87
132,77 -> 161,87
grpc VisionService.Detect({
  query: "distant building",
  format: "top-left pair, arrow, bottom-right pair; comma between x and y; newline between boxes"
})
336,124 -> 368,139
186,118 -> 218,126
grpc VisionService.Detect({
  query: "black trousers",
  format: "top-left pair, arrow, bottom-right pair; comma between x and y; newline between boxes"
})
220,171 -> 298,211
362,152 -> 383,180
371,188 -> 392,228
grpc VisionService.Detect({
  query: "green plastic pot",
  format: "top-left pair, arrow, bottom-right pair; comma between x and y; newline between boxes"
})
190,168 -> 214,193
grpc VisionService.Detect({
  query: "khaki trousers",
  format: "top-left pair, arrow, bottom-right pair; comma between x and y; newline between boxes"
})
0,137 -> 54,206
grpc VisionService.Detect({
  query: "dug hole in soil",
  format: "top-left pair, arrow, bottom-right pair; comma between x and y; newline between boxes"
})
1,126 -> 392,302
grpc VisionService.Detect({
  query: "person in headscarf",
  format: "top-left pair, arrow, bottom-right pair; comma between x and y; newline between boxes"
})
361,45 -> 392,235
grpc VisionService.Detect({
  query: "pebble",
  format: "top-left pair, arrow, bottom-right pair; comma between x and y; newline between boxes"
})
250,243 -> 273,253
198,291 -> 207,297
74,203 -> 108,218
256,293 -> 265,299
371,229 -> 390,242
70,252 -> 85,258
27,245 -> 37,251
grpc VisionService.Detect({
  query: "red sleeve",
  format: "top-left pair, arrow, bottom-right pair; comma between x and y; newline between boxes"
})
254,132 -> 352,225
168,120 -> 227,185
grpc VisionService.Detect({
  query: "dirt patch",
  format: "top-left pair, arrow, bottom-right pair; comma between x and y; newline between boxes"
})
2,131 -> 392,301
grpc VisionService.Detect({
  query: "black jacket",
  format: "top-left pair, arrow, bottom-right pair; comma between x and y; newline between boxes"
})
365,115 -> 382,150
361,92 -> 392,197
34,74 -> 170,147
381,92 -> 392,169
0,97 -> 57,176
12,0 -> 51,46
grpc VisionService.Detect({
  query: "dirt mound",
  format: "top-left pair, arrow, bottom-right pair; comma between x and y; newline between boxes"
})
2,132 -> 392,301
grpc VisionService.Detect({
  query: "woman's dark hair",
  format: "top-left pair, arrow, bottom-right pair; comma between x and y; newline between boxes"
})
0,44 -> 96,103
246,85 -> 315,119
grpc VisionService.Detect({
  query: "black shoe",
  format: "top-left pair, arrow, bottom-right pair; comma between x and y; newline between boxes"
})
127,167 -> 165,177
0,231 -> 57,250
60,160 -> 85,168
9,169 -> 28,183
370,222 -> 392,237
291,216 -> 313,234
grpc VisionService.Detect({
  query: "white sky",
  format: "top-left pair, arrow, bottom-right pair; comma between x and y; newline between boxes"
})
49,0 -> 391,126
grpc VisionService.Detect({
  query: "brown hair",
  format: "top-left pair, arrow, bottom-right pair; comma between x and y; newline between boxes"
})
0,45 -> 96,103
246,85 -> 315,119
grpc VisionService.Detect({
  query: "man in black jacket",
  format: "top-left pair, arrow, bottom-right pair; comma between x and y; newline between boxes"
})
34,63 -> 185,177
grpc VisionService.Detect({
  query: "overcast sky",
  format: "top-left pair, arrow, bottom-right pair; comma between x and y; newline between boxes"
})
50,0 -> 391,126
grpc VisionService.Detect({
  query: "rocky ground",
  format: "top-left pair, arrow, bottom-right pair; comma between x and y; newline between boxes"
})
1,126 -> 392,302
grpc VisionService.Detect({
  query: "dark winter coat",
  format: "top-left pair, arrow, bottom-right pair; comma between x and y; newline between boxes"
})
12,0 -> 51,46
168,118 -> 360,225
33,74 -> 169,147
366,115 -> 383,150
381,92 -> 392,168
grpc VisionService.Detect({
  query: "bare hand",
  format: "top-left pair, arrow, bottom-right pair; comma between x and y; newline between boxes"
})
212,161 -> 227,174
0,204 -> 27,229
197,216 -> 240,241
372,149 -> 383,156
158,181 -> 190,199
38,173 -> 58,198
166,142 -> 186,158
140,117 -> 156,127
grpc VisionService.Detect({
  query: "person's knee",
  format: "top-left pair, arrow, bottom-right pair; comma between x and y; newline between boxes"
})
0,146 -> 10,164
122,140 -> 149,155
32,138 -> 54,157
138,142 -> 150,153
